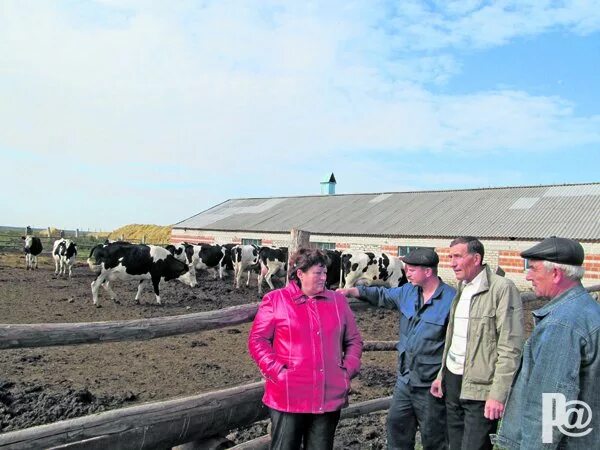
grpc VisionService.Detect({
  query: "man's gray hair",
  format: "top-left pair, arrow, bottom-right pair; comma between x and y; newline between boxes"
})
542,260 -> 585,281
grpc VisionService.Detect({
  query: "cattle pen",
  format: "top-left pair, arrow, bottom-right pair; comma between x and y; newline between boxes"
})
0,300 -> 395,449
1,285 -> 599,449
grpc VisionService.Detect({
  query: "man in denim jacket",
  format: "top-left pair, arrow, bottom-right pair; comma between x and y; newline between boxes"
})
338,248 -> 456,449
496,237 -> 600,450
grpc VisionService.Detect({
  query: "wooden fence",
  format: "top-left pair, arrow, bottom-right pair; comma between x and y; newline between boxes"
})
0,301 -> 393,449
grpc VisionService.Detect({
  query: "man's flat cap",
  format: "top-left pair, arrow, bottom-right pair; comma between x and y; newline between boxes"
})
521,237 -> 584,266
402,248 -> 439,267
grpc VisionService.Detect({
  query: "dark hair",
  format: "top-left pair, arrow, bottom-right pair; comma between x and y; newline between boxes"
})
288,248 -> 329,287
450,236 -> 485,264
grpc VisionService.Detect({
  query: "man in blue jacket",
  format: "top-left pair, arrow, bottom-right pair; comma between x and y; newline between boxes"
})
338,248 -> 456,450
496,237 -> 600,450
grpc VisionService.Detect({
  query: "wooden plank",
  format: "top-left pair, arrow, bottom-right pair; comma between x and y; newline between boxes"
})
0,382 -> 267,450
0,303 -> 261,349
340,395 -> 392,419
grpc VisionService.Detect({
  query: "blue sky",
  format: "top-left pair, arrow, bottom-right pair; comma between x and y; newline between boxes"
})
1,0 -> 599,231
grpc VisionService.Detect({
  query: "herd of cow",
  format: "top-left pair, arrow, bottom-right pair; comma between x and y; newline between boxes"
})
21,235 -> 408,307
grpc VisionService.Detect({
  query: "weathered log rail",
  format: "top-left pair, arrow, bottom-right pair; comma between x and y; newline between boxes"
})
0,303 -> 261,349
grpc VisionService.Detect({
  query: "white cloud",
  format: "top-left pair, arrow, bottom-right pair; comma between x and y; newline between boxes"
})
0,2 -> 598,165
389,0 -> 600,51
0,0 -> 599,228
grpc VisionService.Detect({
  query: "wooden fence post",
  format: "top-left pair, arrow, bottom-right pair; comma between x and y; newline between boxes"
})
289,229 -> 310,256
288,229 -> 310,283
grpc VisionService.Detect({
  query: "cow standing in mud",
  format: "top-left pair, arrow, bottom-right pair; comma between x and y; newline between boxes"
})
232,244 -> 261,289
52,238 -> 78,278
340,251 -> 406,288
87,242 -> 196,307
22,235 -> 43,270
165,243 -> 228,280
257,247 -> 288,295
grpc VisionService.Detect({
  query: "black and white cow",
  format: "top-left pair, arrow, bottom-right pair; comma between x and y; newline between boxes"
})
324,249 -> 342,289
232,244 -> 261,289
196,244 -> 228,279
340,251 -> 406,288
165,243 -> 197,279
22,235 -> 43,270
221,243 -> 236,272
87,242 -> 196,306
52,238 -> 78,278
166,243 -> 227,280
258,247 -> 289,295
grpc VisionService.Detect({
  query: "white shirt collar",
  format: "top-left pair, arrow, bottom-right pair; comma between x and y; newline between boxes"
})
462,266 -> 485,290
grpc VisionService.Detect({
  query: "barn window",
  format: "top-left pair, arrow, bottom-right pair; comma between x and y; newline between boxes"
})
242,238 -> 262,246
314,242 -> 336,250
398,246 -> 434,257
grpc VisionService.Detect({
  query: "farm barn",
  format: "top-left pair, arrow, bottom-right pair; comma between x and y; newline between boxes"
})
172,181 -> 600,289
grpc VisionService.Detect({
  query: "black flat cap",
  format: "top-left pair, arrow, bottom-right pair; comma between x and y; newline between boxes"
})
402,248 -> 439,267
521,237 -> 584,265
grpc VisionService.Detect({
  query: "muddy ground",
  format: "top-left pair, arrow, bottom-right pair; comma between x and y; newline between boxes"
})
0,253 -> 544,448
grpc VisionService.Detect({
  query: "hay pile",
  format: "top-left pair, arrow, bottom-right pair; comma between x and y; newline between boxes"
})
107,224 -> 172,244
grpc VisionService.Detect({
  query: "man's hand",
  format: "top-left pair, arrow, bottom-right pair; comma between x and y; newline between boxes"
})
484,398 -> 504,420
336,287 -> 360,298
430,379 -> 443,398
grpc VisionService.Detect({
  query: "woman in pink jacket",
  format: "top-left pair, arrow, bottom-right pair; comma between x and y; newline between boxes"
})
248,248 -> 363,450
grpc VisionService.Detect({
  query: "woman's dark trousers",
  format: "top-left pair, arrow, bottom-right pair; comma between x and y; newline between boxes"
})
269,408 -> 341,450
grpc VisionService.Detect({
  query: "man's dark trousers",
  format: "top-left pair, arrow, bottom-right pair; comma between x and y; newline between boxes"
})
443,369 -> 498,450
387,380 -> 448,449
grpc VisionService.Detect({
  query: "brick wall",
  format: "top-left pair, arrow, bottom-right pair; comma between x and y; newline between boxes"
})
583,254 -> 600,281
499,250 -> 525,274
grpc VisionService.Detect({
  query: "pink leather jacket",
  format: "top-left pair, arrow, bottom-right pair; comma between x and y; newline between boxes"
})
248,281 -> 363,414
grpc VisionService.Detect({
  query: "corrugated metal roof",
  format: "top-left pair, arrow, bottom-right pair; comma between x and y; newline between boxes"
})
174,183 -> 600,241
